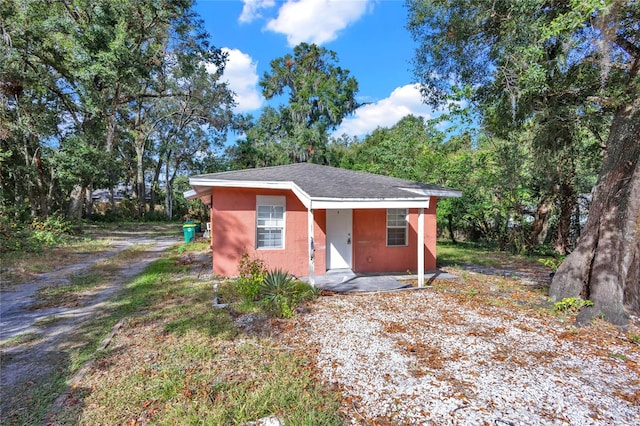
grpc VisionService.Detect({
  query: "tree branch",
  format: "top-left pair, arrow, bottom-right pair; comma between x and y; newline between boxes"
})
615,36 -> 640,59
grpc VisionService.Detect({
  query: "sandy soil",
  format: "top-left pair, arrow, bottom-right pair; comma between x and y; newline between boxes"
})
0,224 -> 181,420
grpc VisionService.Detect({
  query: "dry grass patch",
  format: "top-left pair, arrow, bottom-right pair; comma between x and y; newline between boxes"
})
0,239 -> 112,289
27,245 -> 153,310
46,248 -> 343,426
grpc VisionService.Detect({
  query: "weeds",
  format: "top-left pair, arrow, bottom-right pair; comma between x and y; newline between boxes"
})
553,297 -> 594,313
235,253 -> 267,302
0,213 -> 77,253
0,238 -> 112,288
538,256 -> 564,271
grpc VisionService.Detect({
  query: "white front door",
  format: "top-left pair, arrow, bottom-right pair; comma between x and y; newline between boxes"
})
326,209 -> 353,269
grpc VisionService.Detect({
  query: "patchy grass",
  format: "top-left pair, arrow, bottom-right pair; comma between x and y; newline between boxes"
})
81,221 -> 182,240
0,332 -> 42,349
42,243 -> 342,426
32,273 -> 104,308
424,267 -> 552,314
1,221 -> 182,290
437,241 -> 503,267
27,245 -> 153,310
33,315 -> 66,328
0,239 -> 112,289
169,240 -> 211,255
437,240 -> 559,271
5,367 -> 69,425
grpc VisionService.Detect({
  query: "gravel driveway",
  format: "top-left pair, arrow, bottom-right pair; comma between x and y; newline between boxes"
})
284,275 -> 640,425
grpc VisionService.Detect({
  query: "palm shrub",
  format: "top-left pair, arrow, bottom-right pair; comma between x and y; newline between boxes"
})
260,268 -> 318,318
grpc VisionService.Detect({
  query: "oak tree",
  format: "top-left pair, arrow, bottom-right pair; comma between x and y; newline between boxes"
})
408,0 -> 639,324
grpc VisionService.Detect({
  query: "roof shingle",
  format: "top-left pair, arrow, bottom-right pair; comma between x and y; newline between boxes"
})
192,163 -> 460,199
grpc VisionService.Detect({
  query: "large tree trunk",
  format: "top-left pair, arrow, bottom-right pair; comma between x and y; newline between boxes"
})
84,183 -> 94,218
554,178 -> 576,255
550,99 -> 640,325
135,139 -> 146,218
149,156 -> 163,214
105,84 -> 121,213
66,185 -> 86,220
530,196 -> 553,245
165,156 -> 173,220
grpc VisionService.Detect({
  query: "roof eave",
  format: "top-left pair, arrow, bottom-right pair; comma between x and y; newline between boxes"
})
188,178 -> 312,208
399,187 -> 463,198
310,198 -> 431,209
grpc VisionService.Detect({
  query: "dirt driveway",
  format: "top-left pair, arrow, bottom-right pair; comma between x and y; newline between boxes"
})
0,224 -> 181,422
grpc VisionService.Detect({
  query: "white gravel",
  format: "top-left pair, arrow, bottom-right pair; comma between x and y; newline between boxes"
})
287,290 -> 640,425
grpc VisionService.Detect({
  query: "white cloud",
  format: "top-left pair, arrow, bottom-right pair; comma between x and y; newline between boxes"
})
211,48 -> 264,113
239,0 -> 276,24
334,84 -> 443,137
266,0 -> 372,46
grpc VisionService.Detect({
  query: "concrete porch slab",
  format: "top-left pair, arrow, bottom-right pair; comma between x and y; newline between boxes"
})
301,270 -> 457,293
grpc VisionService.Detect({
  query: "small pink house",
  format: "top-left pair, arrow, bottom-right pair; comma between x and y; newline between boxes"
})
187,163 -> 461,286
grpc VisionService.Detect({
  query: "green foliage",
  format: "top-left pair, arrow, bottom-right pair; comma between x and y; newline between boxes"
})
0,0 -> 233,222
29,215 -> 76,246
343,115 -> 444,181
230,259 -> 317,318
230,43 -> 359,166
260,269 -> 317,318
235,254 -> 267,302
0,211 -> 76,253
553,297 -> 594,314
538,256 -> 564,271
406,0 -> 635,260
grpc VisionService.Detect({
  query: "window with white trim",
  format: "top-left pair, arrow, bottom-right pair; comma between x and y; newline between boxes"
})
387,208 -> 408,246
256,196 -> 285,249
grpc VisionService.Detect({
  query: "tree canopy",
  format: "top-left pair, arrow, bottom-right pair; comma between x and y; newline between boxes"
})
1,0 -> 234,221
407,0 -> 640,324
230,43 -> 359,164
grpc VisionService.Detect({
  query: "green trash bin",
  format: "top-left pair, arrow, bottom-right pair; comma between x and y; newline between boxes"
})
183,223 -> 196,243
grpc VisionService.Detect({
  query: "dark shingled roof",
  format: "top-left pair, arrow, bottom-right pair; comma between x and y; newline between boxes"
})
191,163 -> 460,199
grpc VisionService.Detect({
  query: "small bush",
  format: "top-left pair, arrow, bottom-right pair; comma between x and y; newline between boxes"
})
229,257 -> 318,317
234,254 -> 267,302
0,213 -> 76,253
30,214 -> 76,247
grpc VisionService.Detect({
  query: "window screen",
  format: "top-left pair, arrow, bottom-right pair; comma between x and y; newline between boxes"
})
387,208 -> 408,246
256,197 -> 285,249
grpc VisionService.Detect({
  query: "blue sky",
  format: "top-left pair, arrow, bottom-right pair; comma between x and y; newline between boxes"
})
194,0 -> 442,139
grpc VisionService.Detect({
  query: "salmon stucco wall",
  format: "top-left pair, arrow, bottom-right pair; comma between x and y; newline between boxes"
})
210,187 -> 436,276
211,187 -> 325,277
352,203 -> 437,273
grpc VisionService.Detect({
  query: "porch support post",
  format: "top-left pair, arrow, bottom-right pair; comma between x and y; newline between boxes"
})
308,207 -> 315,286
209,192 -> 214,274
418,207 -> 425,287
